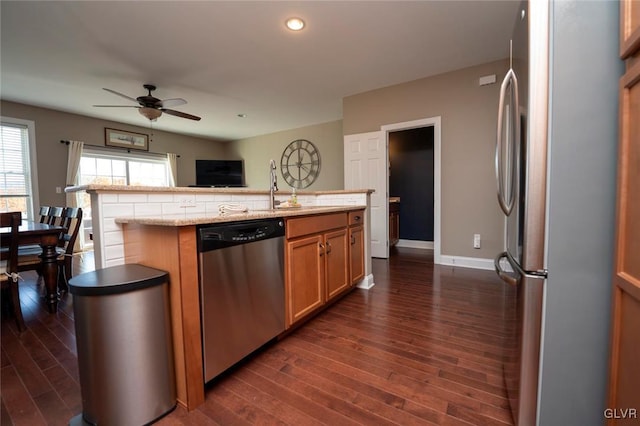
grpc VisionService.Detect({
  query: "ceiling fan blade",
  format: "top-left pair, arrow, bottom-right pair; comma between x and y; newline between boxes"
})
156,98 -> 187,108
161,108 -> 201,121
93,105 -> 140,108
103,88 -> 139,103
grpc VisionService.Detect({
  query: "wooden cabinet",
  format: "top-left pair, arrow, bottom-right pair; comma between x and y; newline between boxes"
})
324,228 -> 349,300
285,211 -> 363,328
286,233 -> 325,324
607,1 -> 640,419
389,201 -> 400,246
348,210 -> 365,285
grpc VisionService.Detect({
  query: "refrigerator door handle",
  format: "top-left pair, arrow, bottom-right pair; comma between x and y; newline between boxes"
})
495,68 -> 519,216
495,251 -> 549,285
494,251 -> 519,286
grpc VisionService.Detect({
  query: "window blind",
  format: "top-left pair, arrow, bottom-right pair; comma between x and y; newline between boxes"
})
0,125 -> 29,196
0,123 -> 33,218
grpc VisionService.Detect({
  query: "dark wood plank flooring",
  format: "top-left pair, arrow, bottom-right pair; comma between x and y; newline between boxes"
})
1,248 -> 515,425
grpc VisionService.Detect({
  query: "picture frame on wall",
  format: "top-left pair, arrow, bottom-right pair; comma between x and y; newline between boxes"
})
105,128 -> 149,151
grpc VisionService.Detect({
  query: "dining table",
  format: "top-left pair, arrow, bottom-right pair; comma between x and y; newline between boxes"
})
0,219 -> 66,313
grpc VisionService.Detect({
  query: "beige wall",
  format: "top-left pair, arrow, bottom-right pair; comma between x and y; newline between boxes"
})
227,120 -> 344,191
1,101 -> 228,206
343,59 -> 509,259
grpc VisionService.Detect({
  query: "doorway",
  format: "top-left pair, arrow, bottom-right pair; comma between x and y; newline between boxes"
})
388,126 -> 434,249
343,116 -> 441,261
382,116 -> 441,264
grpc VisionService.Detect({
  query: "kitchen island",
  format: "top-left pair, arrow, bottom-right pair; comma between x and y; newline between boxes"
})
65,184 -> 371,270
65,185 -> 373,410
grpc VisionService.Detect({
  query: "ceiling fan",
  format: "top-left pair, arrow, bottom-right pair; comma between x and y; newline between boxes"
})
93,84 -> 201,121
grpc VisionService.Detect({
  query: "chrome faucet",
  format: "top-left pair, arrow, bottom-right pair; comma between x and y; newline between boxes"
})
269,159 -> 279,209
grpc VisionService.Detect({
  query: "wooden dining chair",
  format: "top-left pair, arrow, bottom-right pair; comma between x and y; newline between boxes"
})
38,206 -> 50,223
55,207 -> 83,291
1,211 -> 26,332
18,206 -> 52,254
46,206 -> 64,225
17,207 -> 83,292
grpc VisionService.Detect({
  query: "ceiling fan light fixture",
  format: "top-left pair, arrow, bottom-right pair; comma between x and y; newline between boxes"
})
285,17 -> 305,31
139,106 -> 162,121
97,85 -> 200,121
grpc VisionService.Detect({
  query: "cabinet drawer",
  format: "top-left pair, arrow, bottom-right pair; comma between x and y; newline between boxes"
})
286,213 -> 347,239
348,210 -> 365,226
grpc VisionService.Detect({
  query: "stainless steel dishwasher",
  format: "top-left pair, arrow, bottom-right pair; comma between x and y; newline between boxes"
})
197,218 -> 285,382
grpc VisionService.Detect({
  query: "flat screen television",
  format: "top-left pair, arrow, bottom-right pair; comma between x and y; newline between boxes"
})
195,160 -> 245,187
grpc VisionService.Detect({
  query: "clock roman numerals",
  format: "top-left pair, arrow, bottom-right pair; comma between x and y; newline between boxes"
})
279,139 -> 321,189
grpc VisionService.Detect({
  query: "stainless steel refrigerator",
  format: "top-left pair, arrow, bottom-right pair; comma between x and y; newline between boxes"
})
494,1 -> 621,425
494,1 -> 549,424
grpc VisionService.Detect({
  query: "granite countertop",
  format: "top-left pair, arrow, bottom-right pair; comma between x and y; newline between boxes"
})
66,184 -> 374,195
114,205 -> 367,227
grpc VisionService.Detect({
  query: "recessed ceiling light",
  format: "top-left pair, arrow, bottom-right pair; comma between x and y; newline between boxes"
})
285,17 -> 305,31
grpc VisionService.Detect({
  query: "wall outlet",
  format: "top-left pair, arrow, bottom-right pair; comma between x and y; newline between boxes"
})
179,197 -> 196,208
479,74 -> 497,86
55,186 -> 62,194
473,234 -> 481,249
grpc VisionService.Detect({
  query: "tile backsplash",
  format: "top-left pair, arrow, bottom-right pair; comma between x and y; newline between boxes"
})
94,190 -> 367,268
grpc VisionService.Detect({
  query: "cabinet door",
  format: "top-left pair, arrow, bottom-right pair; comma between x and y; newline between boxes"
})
349,225 -> 365,285
608,0 -> 640,419
325,228 -> 349,301
286,234 -> 324,326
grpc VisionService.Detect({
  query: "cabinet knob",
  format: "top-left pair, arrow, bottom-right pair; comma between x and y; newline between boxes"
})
354,215 -> 361,221
351,235 -> 355,245
326,241 -> 332,254
319,243 -> 325,256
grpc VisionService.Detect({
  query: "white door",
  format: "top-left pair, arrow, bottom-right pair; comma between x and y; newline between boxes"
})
344,131 -> 388,258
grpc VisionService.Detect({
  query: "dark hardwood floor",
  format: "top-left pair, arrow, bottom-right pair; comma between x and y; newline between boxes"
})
1,248 -> 515,425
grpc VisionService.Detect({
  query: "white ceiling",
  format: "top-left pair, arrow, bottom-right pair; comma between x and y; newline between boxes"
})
1,1 -> 519,142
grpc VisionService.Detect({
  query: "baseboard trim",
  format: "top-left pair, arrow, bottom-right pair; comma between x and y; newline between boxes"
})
396,239 -> 434,250
356,274 -> 375,290
438,255 -> 495,271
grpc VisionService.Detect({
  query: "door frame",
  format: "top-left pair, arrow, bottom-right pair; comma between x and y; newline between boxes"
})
381,116 -> 441,264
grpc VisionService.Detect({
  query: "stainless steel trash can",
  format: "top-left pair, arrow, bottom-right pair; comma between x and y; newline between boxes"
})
68,264 -> 176,426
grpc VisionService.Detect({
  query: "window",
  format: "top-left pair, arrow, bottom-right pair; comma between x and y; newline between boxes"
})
0,118 -> 38,220
78,148 -> 170,246
78,149 -> 170,187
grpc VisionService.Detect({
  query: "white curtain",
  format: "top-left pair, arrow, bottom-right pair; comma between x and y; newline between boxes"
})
65,140 -> 84,251
65,140 -> 83,206
167,152 -> 178,187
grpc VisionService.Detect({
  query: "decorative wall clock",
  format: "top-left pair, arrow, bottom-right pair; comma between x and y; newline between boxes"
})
280,139 -> 321,188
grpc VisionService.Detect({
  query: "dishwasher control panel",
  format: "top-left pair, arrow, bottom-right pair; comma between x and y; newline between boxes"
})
197,219 -> 285,252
